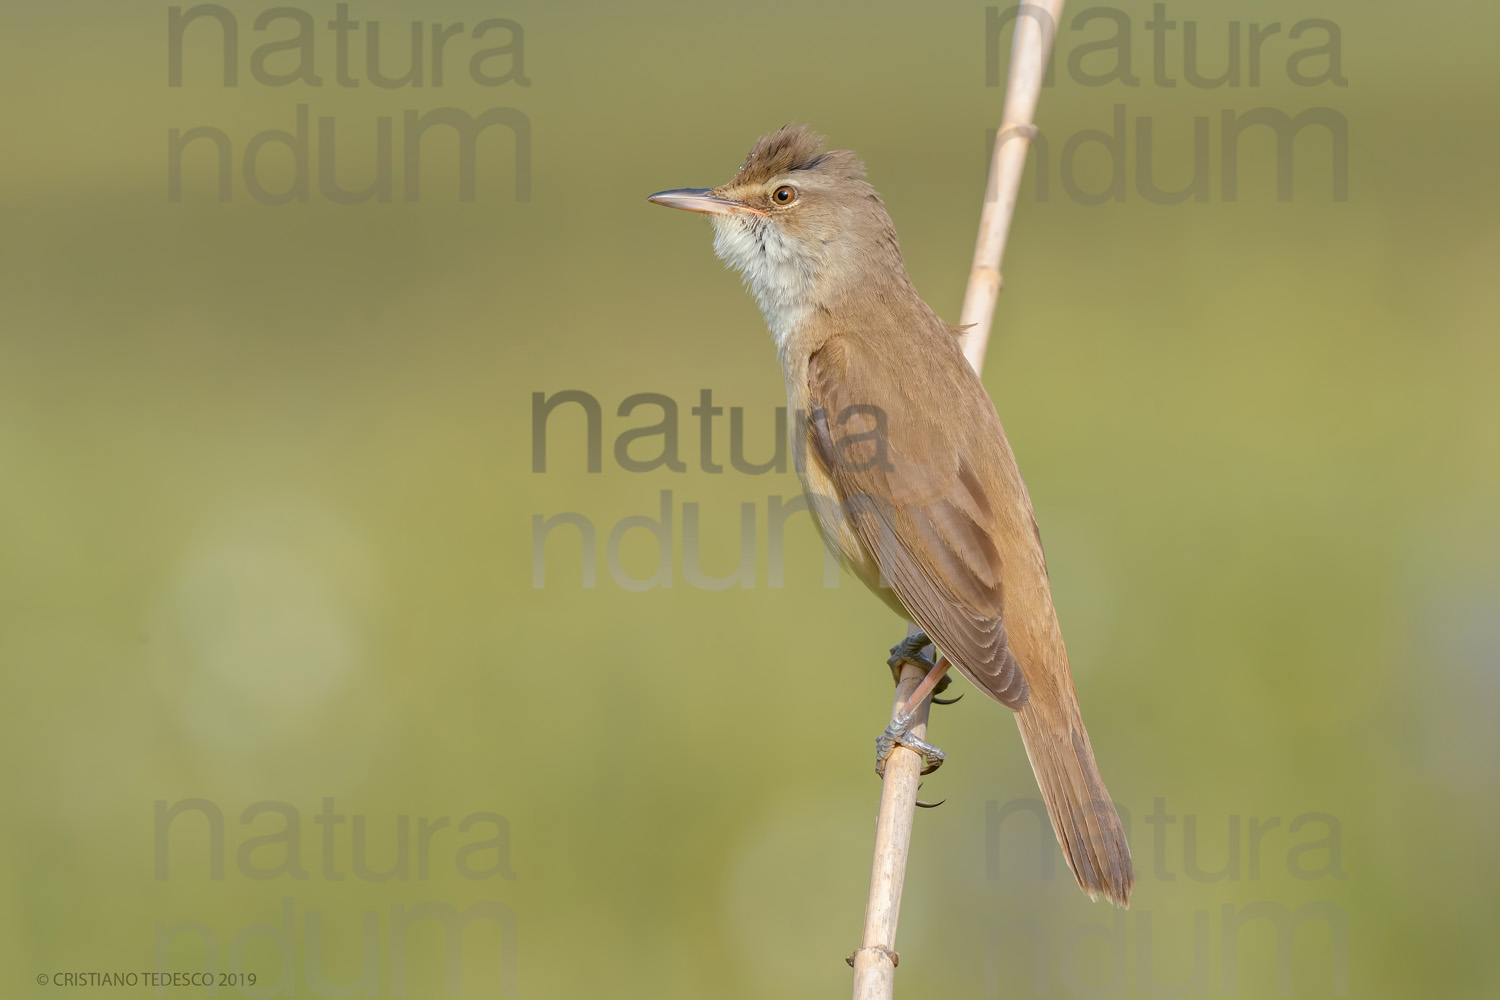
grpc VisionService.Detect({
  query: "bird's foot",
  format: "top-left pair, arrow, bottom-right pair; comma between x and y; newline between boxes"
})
887,631 -> 960,703
875,710 -> 947,777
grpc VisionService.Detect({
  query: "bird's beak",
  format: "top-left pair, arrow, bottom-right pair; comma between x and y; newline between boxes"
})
647,188 -> 766,217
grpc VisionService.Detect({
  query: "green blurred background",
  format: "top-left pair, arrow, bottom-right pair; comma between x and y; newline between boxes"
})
2,0 -> 1497,996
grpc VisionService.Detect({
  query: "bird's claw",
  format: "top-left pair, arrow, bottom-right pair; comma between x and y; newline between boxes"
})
875,716 -> 946,777
915,782 -> 946,808
887,631 -> 953,698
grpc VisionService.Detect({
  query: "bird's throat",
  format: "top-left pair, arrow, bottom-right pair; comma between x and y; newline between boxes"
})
711,216 -> 818,354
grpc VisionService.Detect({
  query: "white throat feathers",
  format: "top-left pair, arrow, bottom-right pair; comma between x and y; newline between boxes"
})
710,213 -> 818,354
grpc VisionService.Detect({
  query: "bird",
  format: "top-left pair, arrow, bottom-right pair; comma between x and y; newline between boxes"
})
648,124 -> 1133,907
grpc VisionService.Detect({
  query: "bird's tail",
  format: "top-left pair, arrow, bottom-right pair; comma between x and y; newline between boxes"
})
1014,700 -> 1134,907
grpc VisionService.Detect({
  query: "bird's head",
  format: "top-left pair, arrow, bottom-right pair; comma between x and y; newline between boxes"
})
649,124 -> 905,346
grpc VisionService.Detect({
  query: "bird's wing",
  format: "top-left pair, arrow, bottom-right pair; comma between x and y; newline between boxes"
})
805,335 -> 1030,708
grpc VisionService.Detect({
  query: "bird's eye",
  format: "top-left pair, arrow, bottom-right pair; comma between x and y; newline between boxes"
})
772,185 -> 797,205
